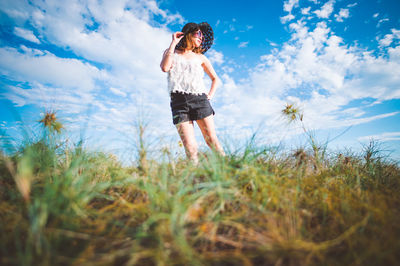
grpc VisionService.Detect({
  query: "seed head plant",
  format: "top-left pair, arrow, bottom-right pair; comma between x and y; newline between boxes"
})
282,103 -> 327,170
39,110 -> 64,134
282,103 -> 303,123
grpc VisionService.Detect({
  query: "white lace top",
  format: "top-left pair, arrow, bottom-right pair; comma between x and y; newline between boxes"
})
167,52 -> 207,95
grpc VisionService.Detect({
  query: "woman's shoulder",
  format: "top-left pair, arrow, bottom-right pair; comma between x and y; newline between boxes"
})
197,53 -> 210,65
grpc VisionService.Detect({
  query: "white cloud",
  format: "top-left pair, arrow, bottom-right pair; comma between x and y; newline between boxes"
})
281,14 -> 295,24
358,131 -> 400,142
0,0 -> 32,20
110,87 -> 127,97
0,47 -> 103,91
281,0 -> 299,23
314,0 -> 335,19
19,45 -> 44,56
328,112 -> 399,129
142,0 -> 184,24
347,3 -> 358,8
3,1 -> 177,92
301,7 -> 311,15
379,29 -> 400,47
238,41 -> 249,48
13,27 -> 40,43
388,45 -> 400,61
377,18 -> 389,27
9,84 -> 93,115
215,12 -> 400,140
379,33 -> 394,47
207,49 -> 224,65
335,8 -> 349,22
283,0 -> 299,13
266,39 -> 278,47
0,0 -> 183,156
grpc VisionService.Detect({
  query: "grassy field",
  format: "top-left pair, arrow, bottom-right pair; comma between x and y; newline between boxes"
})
1,112 -> 400,265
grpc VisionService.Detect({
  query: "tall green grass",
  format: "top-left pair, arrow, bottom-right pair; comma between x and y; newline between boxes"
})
1,113 -> 400,265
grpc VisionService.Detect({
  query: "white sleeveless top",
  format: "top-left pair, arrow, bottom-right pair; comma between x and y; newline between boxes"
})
167,52 -> 207,95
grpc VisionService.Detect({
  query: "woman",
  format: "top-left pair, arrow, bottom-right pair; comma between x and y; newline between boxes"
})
160,22 -> 225,163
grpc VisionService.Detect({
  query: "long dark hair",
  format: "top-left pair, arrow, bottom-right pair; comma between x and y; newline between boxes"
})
175,23 -> 204,54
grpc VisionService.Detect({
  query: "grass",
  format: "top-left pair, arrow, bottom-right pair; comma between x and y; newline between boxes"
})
1,112 -> 400,265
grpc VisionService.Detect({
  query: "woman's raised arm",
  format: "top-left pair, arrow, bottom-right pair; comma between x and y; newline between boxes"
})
160,32 -> 184,72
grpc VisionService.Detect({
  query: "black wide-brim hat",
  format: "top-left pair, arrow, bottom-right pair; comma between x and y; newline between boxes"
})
175,22 -> 214,54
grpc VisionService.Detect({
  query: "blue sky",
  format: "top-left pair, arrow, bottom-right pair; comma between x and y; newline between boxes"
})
1,0 -> 399,163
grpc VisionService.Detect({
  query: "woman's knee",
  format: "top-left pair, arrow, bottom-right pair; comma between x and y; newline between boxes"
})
185,141 -> 198,154
204,134 -> 218,145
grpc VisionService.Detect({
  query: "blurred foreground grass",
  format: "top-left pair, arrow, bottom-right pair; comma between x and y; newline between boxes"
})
1,112 -> 400,265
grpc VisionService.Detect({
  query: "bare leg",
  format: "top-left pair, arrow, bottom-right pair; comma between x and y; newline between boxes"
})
176,121 -> 198,163
196,115 -> 225,156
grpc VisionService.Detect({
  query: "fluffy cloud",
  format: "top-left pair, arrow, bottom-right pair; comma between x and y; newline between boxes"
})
281,0 -> 299,23
301,7 -> 311,15
283,0 -> 300,13
379,29 -> 400,47
281,14 -> 296,24
0,0 -> 183,154
0,47 -> 103,91
207,50 -> 224,65
13,27 -> 40,43
4,83 -> 93,114
215,5 -> 400,142
334,8 -> 349,22
314,0 -> 335,19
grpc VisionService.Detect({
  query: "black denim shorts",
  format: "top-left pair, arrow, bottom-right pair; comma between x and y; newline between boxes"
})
170,92 -> 215,125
